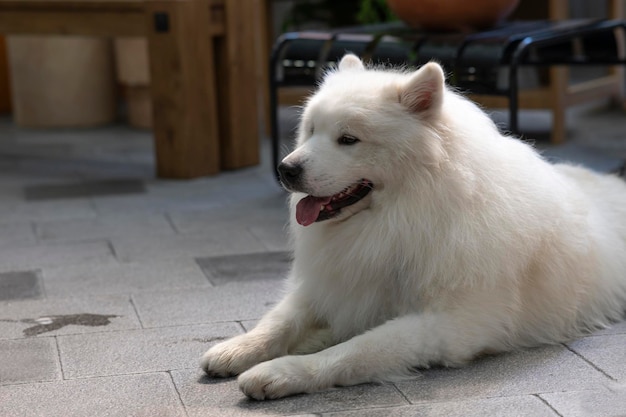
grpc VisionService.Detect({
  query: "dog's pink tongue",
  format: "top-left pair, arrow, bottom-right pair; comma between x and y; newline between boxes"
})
296,195 -> 331,226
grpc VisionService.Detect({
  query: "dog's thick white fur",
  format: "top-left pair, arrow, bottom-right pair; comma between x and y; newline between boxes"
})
201,54 -> 626,400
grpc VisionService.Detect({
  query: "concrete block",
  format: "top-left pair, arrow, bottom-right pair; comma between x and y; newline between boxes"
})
0,373 -> 185,416
0,295 -> 140,339
0,338 -> 60,385
43,258 -> 210,297
131,281 -> 284,328
171,368 -> 408,417
394,345 -> 610,403
57,323 -> 241,379
567,334 -> 626,380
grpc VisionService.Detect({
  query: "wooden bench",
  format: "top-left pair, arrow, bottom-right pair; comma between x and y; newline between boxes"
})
0,0 -> 264,179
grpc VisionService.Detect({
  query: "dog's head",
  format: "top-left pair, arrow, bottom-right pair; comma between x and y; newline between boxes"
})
278,54 -> 448,227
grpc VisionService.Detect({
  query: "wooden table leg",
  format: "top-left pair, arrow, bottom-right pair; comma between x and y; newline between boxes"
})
145,0 -> 220,178
216,0 -> 260,170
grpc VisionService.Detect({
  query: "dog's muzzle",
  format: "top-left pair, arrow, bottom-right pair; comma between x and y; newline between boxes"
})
277,161 -> 303,190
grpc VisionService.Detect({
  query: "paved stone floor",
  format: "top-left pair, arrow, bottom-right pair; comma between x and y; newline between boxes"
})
0,102 -> 625,417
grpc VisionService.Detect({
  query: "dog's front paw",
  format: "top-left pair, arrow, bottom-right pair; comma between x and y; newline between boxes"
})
238,356 -> 322,400
201,336 -> 269,377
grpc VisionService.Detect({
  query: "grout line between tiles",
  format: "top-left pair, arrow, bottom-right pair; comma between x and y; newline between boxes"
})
390,382 -> 412,405
164,212 -> 181,235
0,319 -> 250,341
129,295 -> 145,329
563,343 -> 617,382
167,370 -> 190,417
54,336 -> 65,380
534,393 -> 565,417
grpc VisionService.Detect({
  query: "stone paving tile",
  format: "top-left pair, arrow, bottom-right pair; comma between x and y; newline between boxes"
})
0,270 -> 44,301
567,334 -> 626,381
0,240 -> 114,273
540,384 -> 626,417
110,230 -> 267,263
91,173 -> 278,217
323,395 -> 558,417
43,258 -> 210,297
92,193 -> 223,216
196,251 -> 291,285
167,195 -> 289,253
0,199 -> 97,222
168,193 -> 287,236
0,338 -> 60,385
57,323 -> 241,379
394,345 -> 611,403
0,295 -> 140,339
0,222 -> 36,247
152,172 -> 282,211
172,368 -> 408,417
0,373 -> 185,417
249,223 -> 290,252
240,320 -> 259,332
131,280 -> 284,328
23,178 -> 147,201
34,213 -> 175,242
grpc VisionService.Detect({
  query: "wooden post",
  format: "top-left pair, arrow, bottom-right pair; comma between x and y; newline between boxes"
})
217,0 -> 260,170
145,0 -> 221,178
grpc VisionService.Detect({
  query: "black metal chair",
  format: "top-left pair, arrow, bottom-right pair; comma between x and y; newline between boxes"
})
269,19 -> 626,179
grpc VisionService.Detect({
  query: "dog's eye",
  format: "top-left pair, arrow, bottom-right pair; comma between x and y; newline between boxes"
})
338,135 -> 360,145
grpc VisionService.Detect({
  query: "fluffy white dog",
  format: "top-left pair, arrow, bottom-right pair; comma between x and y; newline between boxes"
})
201,54 -> 626,400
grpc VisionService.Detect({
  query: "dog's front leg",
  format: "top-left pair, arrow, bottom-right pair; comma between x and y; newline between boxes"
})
201,291 -> 315,377
238,311 -> 499,399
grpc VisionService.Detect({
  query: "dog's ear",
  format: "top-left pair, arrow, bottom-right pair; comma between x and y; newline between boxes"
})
338,54 -> 365,72
399,62 -> 445,115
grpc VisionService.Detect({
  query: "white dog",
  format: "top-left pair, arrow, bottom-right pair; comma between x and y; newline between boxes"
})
201,54 -> 626,400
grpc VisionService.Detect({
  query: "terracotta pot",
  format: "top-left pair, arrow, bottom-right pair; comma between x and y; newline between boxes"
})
386,0 -> 520,31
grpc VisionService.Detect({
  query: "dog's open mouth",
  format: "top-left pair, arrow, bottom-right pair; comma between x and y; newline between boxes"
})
295,179 -> 373,226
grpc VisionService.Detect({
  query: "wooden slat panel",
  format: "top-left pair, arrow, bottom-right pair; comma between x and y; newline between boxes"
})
216,0 -> 260,169
0,0 -> 145,12
0,0 -> 225,36
0,11 -> 146,36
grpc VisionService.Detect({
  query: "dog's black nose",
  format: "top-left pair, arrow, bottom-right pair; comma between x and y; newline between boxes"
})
277,161 -> 303,188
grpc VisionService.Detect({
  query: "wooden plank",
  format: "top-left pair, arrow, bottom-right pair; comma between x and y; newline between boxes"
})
468,88 -> 553,110
0,11 -> 146,36
567,75 -> 624,105
216,0 -> 260,170
145,0 -> 221,178
0,0 -> 144,12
